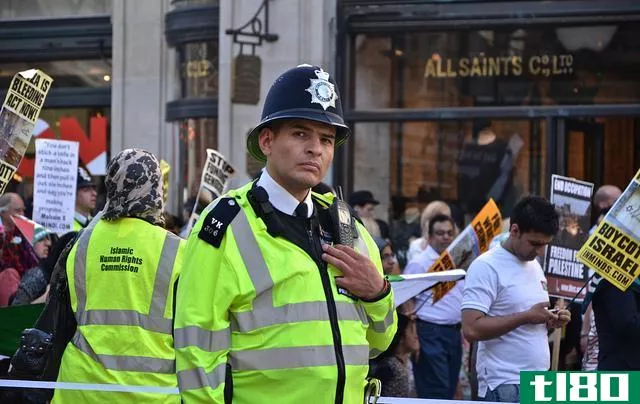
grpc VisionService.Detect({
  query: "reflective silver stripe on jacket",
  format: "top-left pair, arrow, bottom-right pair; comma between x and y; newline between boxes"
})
173,326 -> 230,353
228,345 -> 370,371
367,309 -> 395,333
177,363 -> 226,391
228,208 -> 369,332
72,332 -> 176,374
353,226 -> 395,334
71,220 -> 181,372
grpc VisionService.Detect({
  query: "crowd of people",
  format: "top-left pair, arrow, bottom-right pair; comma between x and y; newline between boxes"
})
0,63 -> 637,404
360,182 -> 638,403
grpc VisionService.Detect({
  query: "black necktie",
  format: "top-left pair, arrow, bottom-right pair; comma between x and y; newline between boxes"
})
295,202 -> 308,218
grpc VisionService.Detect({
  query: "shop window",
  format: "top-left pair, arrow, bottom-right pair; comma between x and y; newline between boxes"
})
0,60 -> 111,89
352,22 -> 640,226
178,118 -> 218,201
177,42 -> 218,99
355,23 -> 640,109
0,0 -> 111,18
353,119 -> 546,223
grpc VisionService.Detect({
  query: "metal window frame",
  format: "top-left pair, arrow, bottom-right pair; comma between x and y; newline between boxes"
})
165,4 -> 220,47
340,0 -> 640,32
0,15 -> 112,109
0,16 -> 112,63
334,0 -> 640,196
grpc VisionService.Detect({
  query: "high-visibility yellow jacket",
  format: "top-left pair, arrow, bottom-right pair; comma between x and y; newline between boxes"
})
52,218 -> 185,403
174,183 -> 397,404
72,219 -> 84,231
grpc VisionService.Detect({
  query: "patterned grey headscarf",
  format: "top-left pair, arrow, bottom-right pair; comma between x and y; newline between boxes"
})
102,148 -> 164,226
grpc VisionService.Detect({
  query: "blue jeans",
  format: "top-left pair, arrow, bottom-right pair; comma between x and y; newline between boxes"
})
412,320 -> 462,399
483,384 -> 520,403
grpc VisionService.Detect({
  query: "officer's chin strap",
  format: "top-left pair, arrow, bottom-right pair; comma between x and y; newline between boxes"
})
364,377 -> 382,404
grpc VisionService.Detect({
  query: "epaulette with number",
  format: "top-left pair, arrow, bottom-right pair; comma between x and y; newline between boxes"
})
198,197 -> 241,248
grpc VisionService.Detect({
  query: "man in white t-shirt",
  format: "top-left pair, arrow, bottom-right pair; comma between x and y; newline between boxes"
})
461,195 -> 571,402
404,214 -> 460,399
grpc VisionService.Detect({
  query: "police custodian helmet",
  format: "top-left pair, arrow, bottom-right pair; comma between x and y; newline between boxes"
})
246,64 -> 350,162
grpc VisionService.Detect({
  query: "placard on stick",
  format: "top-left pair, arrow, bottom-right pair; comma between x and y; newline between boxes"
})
32,139 -> 79,235
0,69 -> 53,195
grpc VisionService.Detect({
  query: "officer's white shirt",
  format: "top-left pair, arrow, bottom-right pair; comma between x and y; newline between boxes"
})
257,168 -> 314,218
403,245 -> 464,325
461,244 -> 550,397
74,211 -> 90,226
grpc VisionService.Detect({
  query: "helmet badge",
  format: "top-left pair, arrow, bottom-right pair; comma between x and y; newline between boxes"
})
305,69 -> 338,111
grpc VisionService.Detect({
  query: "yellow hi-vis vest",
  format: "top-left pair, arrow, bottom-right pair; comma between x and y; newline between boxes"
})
52,218 -> 185,404
174,183 -> 397,404
72,219 -> 84,231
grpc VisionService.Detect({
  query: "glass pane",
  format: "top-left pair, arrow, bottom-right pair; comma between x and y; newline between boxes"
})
179,118 -> 218,204
0,60 -> 112,89
177,42 -> 218,98
171,0 -> 219,7
355,23 -> 640,108
566,117 -> 638,190
353,119 -> 545,265
0,0 -> 111,19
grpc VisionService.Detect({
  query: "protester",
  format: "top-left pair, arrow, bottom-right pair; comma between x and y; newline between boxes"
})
591,277 -> 640,370
11,232 -> 76,306
370,312 -> 419,398
578,181 -> 636,371
349,189 -> 388,238
580,184 -> 623,371
0,193 -> 39,306
41,149 -> 185,403
73,167 -> 97,230
404,214 -> 462,399
32,227 -> 52,260
174,64 -> 396,403
406,201 -> 452,263
373,236 -> 399,275
461,195 -> 571,402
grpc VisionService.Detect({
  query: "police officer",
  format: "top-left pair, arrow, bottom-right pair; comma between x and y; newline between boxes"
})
174,65 -> 397,403
73,167 -> 97,230
52,149 -> 184,403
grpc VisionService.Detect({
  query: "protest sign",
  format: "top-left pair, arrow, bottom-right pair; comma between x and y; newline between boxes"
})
543,175 -> 594,300
11,215 -> 50,246
32,139 -> 79,234
427,199 -> 502,303
185,149 -> 236,234
388,269 -> 466,307
160,159 -> 170,204
0,69 -> 53,195
578,169 -> 640,291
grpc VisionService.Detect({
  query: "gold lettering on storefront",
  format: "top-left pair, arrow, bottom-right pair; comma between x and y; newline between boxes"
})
182,60 -> 215,78
424,54 -> 573,79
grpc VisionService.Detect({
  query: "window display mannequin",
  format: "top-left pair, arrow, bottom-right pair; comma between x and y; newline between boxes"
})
457,120 -> 512,215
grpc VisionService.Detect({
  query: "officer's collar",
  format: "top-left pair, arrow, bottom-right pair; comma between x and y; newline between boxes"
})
75,211 -> 91,226
256,168 -> 314,218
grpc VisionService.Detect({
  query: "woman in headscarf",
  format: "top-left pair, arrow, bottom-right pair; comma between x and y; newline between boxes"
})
10,149 -> 184,404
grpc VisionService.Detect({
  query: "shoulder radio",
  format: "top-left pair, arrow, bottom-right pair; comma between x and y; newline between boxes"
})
329,186 -> 355,248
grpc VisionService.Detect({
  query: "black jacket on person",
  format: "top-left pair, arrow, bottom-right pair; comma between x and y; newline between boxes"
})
592,280 -> 640,370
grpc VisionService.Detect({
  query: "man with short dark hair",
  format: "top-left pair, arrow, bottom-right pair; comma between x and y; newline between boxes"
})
73,167 -> 97,230
175,65 -> 396,403
404,214 -> 461,399
461,195 -> 571,403
349,190 -> 388,238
